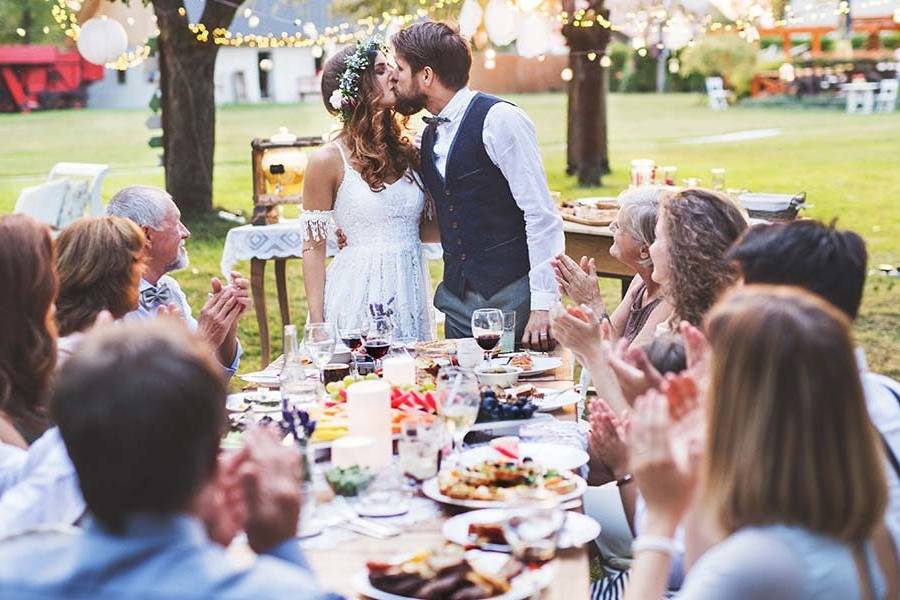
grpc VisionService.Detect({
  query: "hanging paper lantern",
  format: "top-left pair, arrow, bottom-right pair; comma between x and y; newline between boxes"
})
93,0 -> 156,48
515,13 -> 552,58
662,13 -> 694,50
484,0 -> 518,47
679,0 -> 712,15
516,0 -> 543,10
458,0 -> 484,38
77,16 -> 128,65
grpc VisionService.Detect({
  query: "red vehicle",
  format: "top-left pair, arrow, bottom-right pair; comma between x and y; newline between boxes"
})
0,45 -> 105,112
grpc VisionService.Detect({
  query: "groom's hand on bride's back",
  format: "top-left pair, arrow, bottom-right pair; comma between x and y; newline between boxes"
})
336,228 -> 347,250
521,310 -> 556,352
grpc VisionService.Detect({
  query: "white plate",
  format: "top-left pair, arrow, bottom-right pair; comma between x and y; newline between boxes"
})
421,473 -> 587,510
469,412 -> 553,436
442,508 -> 601,549
226,392 -> 282,413
574,196 -> 618,208
489,355 -> 562,378
239,371 -> 281,386
457,442 -> 588,472
533,388 -> 580,412
352,551 -> 554,600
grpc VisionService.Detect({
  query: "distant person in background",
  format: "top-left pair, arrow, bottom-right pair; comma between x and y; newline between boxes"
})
106,185 -> 250,376
0,322 -> 334,599
54,216 -> 145,364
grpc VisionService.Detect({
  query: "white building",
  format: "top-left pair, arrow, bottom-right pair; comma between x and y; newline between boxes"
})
88,0 -> 333,109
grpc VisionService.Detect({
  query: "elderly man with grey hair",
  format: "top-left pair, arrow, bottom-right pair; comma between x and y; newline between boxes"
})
107,185 -> 249,376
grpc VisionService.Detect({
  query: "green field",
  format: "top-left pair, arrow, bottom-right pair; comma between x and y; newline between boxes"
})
1,93 -> 898,377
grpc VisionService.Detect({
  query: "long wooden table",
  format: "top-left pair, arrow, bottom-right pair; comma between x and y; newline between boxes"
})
563,221 -> 635,297
305,350 -> 590,599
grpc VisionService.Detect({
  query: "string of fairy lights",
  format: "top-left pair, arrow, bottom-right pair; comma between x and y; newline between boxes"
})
25,0 -> 900,71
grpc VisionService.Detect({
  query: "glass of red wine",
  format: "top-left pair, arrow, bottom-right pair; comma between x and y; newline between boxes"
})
471,308 -> 503,366
364,316 -> 393,369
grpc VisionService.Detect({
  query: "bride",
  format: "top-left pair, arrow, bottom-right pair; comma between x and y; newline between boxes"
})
301,39 -> 437,341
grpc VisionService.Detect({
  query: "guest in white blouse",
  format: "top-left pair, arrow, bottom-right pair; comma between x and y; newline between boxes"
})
625,286 -> 898,600
106,185 -> 250,377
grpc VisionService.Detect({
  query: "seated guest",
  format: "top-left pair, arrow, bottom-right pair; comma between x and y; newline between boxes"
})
106,185 -> 250,376
626,286 -> 898,599
0,322 -> 332,598
728,219 -> 900,550
0,215 -> 84,536
54,216 -> 145,363
552,186 -> 672,348
0,215 -> 56,447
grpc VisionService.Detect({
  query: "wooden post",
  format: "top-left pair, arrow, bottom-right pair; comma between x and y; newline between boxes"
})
782,32 -> 791,57
812,32 -> 822,56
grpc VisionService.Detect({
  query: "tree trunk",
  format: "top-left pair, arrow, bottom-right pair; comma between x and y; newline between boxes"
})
152,0 -> 240,216
562,1 -> 612,186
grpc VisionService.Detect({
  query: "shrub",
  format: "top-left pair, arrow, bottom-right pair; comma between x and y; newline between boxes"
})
680,34 -> 759,96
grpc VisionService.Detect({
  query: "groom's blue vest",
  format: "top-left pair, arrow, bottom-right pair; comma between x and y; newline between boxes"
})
420,93 -> 530,300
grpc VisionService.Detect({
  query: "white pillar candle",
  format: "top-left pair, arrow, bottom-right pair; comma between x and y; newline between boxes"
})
330,435 -> 377,468
346,380 -> 392,469
382,355 -> 416,387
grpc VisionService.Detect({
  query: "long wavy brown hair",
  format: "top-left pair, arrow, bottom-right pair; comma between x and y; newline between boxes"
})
321,45 -> 419,192
662,189 -> 748,326
55,216 -> 145,337
0,214 -> 58,440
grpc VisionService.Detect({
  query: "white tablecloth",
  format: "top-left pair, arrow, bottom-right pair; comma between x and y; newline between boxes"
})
220,219 -> 442,277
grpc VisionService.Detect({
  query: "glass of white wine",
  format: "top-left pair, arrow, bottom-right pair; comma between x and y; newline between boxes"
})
436,367 -> 481,467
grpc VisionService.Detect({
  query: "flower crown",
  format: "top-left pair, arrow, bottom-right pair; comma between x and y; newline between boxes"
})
329,37 -> 389,122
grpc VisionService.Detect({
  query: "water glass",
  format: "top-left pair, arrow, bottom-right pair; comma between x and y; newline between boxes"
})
502,493 -> 565,568
398,415 -> 443,481
304,322 -> 336,382
501,310 -> 517,353
710,168 -> 726,191
456,338 -> 483,369
357,463 -> 410,517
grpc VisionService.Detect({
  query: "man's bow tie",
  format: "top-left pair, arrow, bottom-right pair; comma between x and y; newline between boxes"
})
422,115 -> 450,126
140,283 -> 171,310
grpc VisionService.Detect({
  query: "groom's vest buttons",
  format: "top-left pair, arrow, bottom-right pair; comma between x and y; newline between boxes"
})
421,92 -> 530,300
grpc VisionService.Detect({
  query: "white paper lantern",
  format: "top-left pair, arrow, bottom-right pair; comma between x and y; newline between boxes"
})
458,0 -> 484,38
77,16 -> 128,65
662,14 -> 694,50
679,0 -> 711,15
485,0 -> 518,47
515,13 -> 552,58
94,0 -> 156,48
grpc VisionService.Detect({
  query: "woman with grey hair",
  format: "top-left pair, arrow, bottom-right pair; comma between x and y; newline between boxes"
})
552,186 -> 672,348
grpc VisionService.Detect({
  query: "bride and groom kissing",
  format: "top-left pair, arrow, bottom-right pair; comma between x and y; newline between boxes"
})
300,20 -> 564,352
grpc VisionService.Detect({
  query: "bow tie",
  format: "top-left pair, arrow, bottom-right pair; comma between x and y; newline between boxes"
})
140,283 -> 171,310
422,115 -> 450,127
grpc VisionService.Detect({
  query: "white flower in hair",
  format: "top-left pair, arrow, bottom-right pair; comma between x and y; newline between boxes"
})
329,89 -> 344,110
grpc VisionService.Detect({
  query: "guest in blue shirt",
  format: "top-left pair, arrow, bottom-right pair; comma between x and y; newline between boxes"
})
0,321 -> 334,599
107,184 -> 249,377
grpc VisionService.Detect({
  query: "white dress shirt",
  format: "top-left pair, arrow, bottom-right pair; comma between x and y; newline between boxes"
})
0,427 -> 84,538
129,276 -> 242,376
428,87 -> 564,311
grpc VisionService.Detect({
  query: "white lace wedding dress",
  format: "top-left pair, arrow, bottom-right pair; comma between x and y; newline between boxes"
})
300,143 -> 434,341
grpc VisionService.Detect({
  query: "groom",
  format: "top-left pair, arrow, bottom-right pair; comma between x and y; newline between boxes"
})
390,21 -> 565,351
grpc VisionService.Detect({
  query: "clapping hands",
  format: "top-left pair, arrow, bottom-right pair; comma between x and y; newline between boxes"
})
587,399 -> 630,485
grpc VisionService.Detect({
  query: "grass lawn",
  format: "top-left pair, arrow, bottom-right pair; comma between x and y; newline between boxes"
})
1,93 -> 898,377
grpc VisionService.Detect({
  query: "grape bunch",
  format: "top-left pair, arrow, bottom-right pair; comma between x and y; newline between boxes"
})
477,389 -> 537,423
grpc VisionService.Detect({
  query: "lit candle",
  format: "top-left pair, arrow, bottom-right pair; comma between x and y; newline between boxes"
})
382,355 -> 416,387
346,380 -> 392,468
330,435 -> 377,468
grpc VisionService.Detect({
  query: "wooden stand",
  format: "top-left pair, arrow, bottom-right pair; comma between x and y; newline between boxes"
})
250,136 -> 323,225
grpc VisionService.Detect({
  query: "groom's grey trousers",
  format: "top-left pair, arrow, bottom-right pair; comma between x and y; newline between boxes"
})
434,274 -> 530,344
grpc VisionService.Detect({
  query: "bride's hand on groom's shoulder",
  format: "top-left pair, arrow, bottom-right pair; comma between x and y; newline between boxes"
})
521,310 -> 556,352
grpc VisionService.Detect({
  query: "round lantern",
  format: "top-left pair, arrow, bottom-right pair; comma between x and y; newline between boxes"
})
662,13 -> 694,51
458,0 -> 484,38
516,13 -> 552,58
484,0 -> 518,47
77,16 -> 128,65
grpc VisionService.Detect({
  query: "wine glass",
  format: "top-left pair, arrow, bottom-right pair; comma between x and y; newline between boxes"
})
471,308 -> 504,366
304,322 -> 336,384
436,367 -> 481,467
364,316 -> 393,369
502,492 -> 565,569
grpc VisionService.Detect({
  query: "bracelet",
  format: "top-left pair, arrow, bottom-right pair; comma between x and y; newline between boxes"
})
615,473 -> 633,487
632,535 -> 683,557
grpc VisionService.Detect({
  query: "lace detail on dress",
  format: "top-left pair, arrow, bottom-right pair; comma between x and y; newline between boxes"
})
319,142 -> 435,341
299,209 -> 333,249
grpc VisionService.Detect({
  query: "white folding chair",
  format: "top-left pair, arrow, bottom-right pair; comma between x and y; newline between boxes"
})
875,79 -> 898,113
13,179 -> 71,229
705,77 -> 729,111
46,162 -> 109,218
